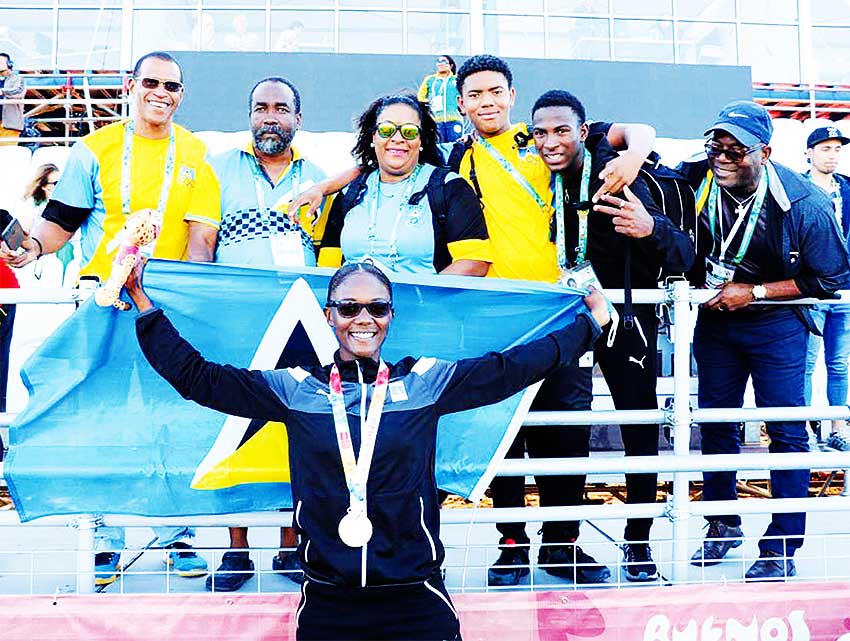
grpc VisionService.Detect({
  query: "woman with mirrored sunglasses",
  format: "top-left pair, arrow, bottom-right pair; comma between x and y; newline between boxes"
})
318,93 -> 492,277
125,259 -> 611,641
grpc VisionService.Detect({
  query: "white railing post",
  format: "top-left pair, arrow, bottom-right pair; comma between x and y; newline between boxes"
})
667,280 -> 693,584
69,514 -> 101,594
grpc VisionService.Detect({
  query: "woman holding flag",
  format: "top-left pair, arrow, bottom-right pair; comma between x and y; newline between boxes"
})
125,260 -> 609,641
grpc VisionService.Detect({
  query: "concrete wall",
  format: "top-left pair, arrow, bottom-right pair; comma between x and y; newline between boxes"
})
172,52 -> 752,139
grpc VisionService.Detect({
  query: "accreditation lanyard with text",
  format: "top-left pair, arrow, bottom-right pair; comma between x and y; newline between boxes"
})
703,166 -> 768,289
327,360 -> 390,548
553,148 -> 593,269
121,119 -> 176,257
250,156 -> 307,266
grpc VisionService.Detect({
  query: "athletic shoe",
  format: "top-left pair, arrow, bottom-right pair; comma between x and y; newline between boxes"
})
205,552 -> 254,592
745,551 -> 796,582
690,519 -> 743,566
165,542 -> 208,577
622,543 -> 659,582
537,543 -> 611,584
826,432 -> 850,451
94,552 -> 121,586
272,551 -> 305,584
487,539 -> 530,587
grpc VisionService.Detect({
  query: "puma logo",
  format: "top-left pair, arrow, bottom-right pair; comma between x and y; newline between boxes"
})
629,355 -> 647,369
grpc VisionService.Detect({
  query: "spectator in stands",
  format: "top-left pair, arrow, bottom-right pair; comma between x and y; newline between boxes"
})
0,53 -> 24,145
224,14 -> 260,52
528,89 -> 694,583
275,20 -> 304,52
451,54 -> 660,587
0,51 -> 219,587
20,163 -> 59,231
418,55 -> 463,143
203,76 -> 332,592
803,126 -> 850,447
124,258 -> 610,641
679,101 -> 850,580
317,92 -> 491,276
19,163 -> 77,285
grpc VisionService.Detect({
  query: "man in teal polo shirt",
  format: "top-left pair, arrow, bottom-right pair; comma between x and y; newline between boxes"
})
206,76 -> 330,591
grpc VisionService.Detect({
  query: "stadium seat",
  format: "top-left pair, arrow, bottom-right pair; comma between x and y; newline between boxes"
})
30,146 -> 72,173
770,118 -> 806,172
0,146 -> 33,212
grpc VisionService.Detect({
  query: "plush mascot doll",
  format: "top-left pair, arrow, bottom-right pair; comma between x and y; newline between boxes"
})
94,209 -> 160,311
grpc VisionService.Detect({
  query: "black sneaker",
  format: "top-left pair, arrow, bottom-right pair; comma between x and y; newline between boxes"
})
487,539 -> 530,587
205,552 -> 255,592
690,519 -> 743,566
745,551 -> 796,582
622,543 -> 659,582
538,544 -> 611,584
272,551 -> 305,585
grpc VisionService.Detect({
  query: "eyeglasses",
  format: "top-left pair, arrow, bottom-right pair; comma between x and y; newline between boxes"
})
704,141 -> 764,164
45,181 -> 58,186
436,58 -> 449,64
326,299 -> 393,318
375,121 -> 421,141
137,77 -> 183,93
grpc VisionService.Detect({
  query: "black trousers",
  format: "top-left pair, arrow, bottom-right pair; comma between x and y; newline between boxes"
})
0,304 -> 15,413
296,574 -> 462,641
491,304 -> 660,544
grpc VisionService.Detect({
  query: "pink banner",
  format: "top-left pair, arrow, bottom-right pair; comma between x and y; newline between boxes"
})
5,582 -> 850,640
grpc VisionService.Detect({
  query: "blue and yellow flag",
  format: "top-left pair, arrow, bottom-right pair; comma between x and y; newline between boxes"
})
6,260 -> 586,521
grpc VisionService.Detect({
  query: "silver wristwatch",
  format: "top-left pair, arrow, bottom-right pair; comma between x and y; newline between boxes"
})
751,284 -> 767,301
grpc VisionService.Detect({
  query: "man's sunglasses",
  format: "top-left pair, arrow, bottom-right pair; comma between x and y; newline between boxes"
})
704,141 -> 764,164
375,121 -> 421,141
326,299 -> 393,318
137,77 -> 183,93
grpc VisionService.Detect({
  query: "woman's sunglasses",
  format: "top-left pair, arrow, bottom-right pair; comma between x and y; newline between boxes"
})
375,121 -> 421,141
137,77 -> 184,93
326,299 -> 393,318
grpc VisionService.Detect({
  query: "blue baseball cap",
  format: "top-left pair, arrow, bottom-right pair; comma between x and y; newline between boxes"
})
807,126 -> 850,148
704,100 -> 773,147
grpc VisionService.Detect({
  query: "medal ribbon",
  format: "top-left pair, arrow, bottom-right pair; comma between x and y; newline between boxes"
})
366,165 -> 422,267
121,119 -> 176,256
328,360 -> 390,510
479,137 -> 549,211
706,165 -> 768,266
553,148 -> 593,269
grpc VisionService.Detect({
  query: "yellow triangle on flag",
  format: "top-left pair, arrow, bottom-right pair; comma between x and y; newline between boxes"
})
190,421 -> 291,490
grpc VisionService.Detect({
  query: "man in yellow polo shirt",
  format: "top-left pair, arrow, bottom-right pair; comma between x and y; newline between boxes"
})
1,51 -> 219,587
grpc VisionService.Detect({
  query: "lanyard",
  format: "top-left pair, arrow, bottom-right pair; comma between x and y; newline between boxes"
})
553,149 -> 592,268
479,137 -> 549,211
250,154 -> 302,226
366,165 -> 422,267
706,166 -> 768,265
121,119 -> 176,228
328,360 -> 390,508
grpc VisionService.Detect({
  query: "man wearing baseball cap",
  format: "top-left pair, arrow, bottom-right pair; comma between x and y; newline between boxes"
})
676,101 -> 850,580
804,126 -> 850,449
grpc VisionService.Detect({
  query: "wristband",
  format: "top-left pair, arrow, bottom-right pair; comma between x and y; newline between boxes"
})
31,236 -> 44,259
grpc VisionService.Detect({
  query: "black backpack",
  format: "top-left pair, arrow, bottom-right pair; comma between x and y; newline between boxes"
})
638,151 -> 698,279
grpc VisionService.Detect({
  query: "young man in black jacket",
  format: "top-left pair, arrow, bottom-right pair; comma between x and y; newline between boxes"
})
529,89 -> 695,582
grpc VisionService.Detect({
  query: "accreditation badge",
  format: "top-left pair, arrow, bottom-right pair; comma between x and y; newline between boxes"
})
558,261 -> 602,291
705,256 -> 735,289
270,231 -> 306,266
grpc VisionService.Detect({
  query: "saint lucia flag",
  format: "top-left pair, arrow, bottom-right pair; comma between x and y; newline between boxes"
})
5,260 -> 586,522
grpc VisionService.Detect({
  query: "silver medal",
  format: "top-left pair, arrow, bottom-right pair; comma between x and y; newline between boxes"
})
338,511 -> 373,547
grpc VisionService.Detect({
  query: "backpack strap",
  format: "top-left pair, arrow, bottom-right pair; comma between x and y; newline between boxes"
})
338,172 -> 370,216
446,138 -> 482,200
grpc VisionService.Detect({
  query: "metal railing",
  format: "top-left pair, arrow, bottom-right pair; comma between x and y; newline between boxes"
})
1,282 -> 850,594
